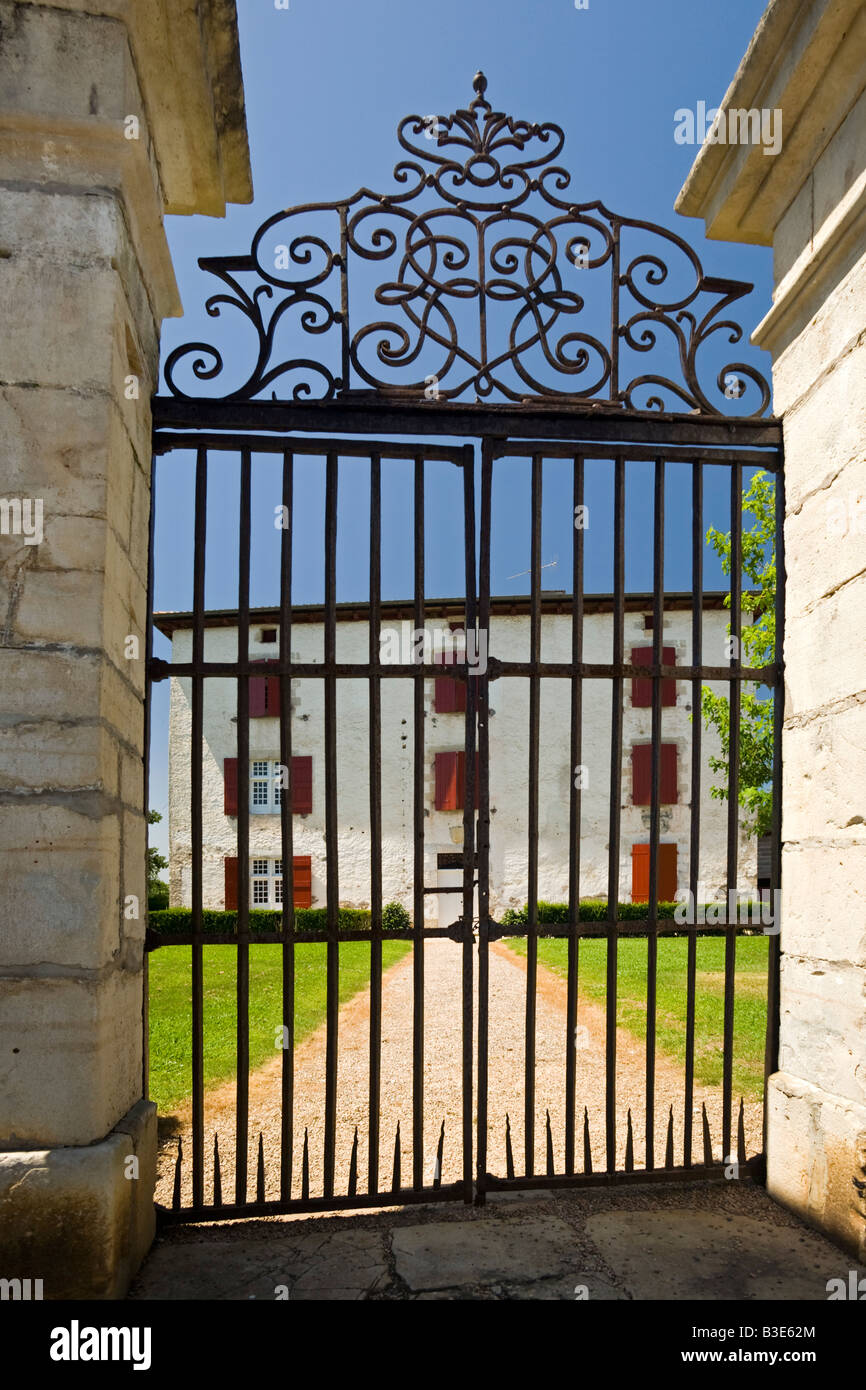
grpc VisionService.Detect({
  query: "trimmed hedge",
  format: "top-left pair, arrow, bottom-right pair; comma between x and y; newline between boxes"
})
500,899 -> 683,925
148,901 -> 412,936
147,881 -> 169,911
499,899 -> 764,933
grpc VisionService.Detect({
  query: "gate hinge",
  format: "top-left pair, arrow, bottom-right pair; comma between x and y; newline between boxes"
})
148,657 -> 171,683
485,656 -> 502,682
445,923 -> 474,943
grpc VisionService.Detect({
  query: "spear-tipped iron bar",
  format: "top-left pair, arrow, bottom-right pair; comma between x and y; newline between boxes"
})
434,1121 -> 445,1189
348,1126 -> 358,1198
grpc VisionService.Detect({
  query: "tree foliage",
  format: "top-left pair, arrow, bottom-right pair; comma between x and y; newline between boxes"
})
701,471 -> 775,838
147,808 -> 168,888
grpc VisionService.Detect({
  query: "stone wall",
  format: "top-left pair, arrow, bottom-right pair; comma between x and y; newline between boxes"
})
677,0 -> 866,1260
0,0 -> 250,1297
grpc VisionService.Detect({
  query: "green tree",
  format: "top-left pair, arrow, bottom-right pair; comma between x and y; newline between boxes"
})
147,809 -> 168,889
701,470 -> 775,838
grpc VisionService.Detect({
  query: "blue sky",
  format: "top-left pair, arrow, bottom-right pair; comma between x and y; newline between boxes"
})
148,0 -> 773,857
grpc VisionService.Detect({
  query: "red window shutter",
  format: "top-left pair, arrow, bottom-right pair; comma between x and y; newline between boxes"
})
455,750 -> 480,810
224,856 -> 239,910
433,651 -> 466,714
265,673 -> 281,714
224,757 -> 238,815
631,646 -> 677,708
659,844 -> 678,900
631,744 -> 678,805
631,844 -> 678,902
660,743 -> 679,803
292,855 -> 312,909
631,745 -> 651,805
292,755 -> 313,814
250,659 -> 280,717
249,674 -> 267,717
434,752 -> 459,811
631,844 -> 649,903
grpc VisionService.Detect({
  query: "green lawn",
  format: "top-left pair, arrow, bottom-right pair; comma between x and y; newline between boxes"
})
505,935 -> 769,1100
148,941 -> 411,1115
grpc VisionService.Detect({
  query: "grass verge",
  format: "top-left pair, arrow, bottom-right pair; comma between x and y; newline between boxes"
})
504,935 -> 769,1100
148,941 -> 411,1115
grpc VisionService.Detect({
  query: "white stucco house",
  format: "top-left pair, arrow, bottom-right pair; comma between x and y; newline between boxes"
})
154,593 -> 758,921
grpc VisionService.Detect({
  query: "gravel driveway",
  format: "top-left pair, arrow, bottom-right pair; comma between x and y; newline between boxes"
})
155,940 -> 762,1208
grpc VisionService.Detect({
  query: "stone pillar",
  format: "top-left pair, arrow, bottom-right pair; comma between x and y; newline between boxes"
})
0,0 -> 250,1296
677,0 -> 866,1260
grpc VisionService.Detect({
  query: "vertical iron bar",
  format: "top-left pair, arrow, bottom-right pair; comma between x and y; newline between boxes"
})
565,455 -> 584,1174
685,461 -> 703,1168
475,440 -> 494,1202
412,451 -> 425,1190
605,455 -> 625,1172
368,452 -> 383,1195
723,462 -> 742,1161
190,447 -> 207,1209
645,457 -> 665,1169
323,451 -> 340,1198
235,448 -> 252,1205
461,443 -> 477,1205
189,453 -> 207,1206
278,451 -> 295,1201
525,451 -> 542,1176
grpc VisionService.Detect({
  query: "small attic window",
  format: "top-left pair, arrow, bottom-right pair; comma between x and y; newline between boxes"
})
643,615 -> 653,630
260,628 -> 277,644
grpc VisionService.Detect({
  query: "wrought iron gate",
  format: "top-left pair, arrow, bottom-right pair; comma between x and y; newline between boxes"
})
147,74 -> 783,1223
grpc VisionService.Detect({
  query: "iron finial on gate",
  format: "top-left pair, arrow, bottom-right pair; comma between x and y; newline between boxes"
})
471,70 -> 490,112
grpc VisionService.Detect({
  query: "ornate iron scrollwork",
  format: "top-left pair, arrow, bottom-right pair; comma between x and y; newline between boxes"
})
164,72 -> 771,417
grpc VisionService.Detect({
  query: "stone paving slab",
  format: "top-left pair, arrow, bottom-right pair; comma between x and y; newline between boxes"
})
129,1181 -> 865,1301
129,1229 -> 387,1301
585,1211 -> 856,1301
392,1215 -> 578,1291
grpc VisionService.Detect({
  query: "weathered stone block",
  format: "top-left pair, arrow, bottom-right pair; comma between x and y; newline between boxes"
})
0,1098 -> 156,1299
782,698 -> 866,841
0,969 -> 143,1147
767,1071 -> 866,1262
778,955 -> 866,1106
781,841 -> 866,967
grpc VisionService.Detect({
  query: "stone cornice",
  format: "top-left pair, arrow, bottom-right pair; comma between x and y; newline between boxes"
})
675,0 -> 865,245
14,0 -> 252,216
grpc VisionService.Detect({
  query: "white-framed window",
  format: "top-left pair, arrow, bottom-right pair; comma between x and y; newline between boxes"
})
251,857 -> 283,908
250,758 -> 283,814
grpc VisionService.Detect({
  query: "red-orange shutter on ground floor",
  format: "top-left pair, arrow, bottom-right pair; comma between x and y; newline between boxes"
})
631,843 -> 678,902
224,856 -> 239,909
292,855 -> 312,908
